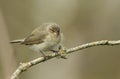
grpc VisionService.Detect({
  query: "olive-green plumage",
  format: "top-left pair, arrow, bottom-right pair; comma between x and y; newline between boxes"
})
10,23 -> 63,53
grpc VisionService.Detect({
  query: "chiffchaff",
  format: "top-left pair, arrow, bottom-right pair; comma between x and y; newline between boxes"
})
10,23 -> 64,57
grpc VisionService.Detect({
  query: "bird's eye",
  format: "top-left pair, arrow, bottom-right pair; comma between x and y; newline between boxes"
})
50,28 -> 55,32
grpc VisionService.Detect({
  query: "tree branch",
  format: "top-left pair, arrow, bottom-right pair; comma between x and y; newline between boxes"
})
10,40 -> 120,79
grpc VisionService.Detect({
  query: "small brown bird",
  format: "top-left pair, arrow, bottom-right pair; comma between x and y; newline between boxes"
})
10,23 -> 63,57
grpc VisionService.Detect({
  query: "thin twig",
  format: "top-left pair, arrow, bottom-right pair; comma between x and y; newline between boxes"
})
10,40 -> 120,79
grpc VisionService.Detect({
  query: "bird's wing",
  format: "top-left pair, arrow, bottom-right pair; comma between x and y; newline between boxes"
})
22,28 -> 47,45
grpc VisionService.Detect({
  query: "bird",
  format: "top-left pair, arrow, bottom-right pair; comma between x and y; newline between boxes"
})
10,23 -> 64,58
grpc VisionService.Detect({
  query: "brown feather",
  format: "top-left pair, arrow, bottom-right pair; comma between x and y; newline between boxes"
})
21,26 -> 48,45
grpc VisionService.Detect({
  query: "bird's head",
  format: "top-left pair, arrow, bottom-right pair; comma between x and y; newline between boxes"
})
47,23 -> 60,36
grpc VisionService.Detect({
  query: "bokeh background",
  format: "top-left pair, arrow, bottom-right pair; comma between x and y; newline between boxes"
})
0,0 -> 120,79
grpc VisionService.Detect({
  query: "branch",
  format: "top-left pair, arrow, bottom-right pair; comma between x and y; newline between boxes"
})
10,40 -> 120,79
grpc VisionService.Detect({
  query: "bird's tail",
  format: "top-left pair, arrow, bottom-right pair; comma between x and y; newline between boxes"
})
10,39 -> 24,44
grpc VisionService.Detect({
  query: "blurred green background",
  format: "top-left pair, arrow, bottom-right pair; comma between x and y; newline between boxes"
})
0,0 -> 120,79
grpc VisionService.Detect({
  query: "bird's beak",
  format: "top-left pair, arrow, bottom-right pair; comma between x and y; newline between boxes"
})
53,32 -> 59,36
53,32 -> 57,36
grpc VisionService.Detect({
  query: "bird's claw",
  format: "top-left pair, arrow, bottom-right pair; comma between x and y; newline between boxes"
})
58,48 -> 67,59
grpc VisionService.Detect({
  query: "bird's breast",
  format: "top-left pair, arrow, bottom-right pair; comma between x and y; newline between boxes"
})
30,33 -> 62,52
45,34 -> 61,45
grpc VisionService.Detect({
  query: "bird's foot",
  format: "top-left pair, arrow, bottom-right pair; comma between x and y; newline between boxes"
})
51,46 -> 67,59
58,48 -> 67,59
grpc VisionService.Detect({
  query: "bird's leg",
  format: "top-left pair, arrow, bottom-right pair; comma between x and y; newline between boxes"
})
39,50 -> 48,60
50,50 -> 58,53
51,45 -> 67,59
58,45 -> 62,50
50,45 -> 62,53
